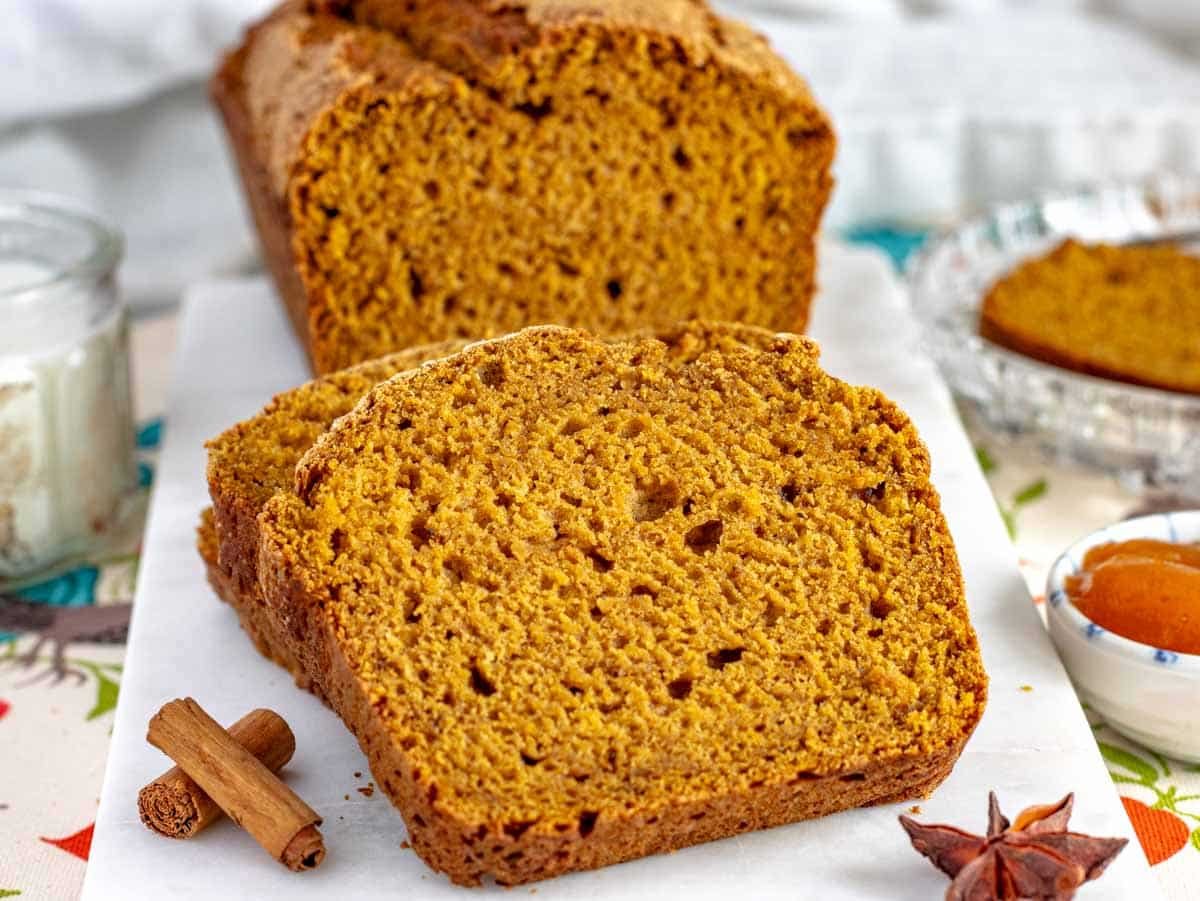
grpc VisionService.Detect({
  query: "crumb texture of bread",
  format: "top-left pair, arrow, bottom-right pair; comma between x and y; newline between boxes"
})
205,338 -> 466,594
201,323 -> 780,685
981,238 -> 1200,394
254,326 -> 987,886
213,0 -> 836,373
201,325 -> 776,687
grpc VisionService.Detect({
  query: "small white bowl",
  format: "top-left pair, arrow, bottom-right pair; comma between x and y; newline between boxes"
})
1047,511 -> 1200,763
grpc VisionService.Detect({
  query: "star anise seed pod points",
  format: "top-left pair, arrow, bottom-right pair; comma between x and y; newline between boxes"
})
899,792 -> 1128,900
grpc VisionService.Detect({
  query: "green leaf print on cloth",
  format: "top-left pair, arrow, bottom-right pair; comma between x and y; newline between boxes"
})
999,478 -> 1048,539
78,660 -> 121,721
1101,742 -> 1161,784
973,445 -> 1048,540
0,641 -> 121,722
1095,725 -> 1200,865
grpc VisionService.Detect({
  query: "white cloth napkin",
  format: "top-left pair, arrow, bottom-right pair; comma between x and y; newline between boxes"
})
4,0 -> 1200,311
721,0 -> 1200,48
732,8 -> 1200,227
0,1 -> 274,312
0,0 -> 274,125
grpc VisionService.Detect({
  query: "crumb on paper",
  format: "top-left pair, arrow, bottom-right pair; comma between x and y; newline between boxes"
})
1020,684 -> 1034,693
343,794 -> 350,801
358,785 -> 375,797
354,771 -> 362,779
401,840 -> 411,850
909,805 -> 922,815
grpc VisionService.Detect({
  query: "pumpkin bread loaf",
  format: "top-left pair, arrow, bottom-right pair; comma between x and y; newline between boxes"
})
253,326 -> 987,886
212,0 -> 836,373
981,238 -> 1200,394
201,324 -> 776,683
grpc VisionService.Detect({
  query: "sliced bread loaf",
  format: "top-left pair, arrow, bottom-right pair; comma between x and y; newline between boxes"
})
213,0 -> 835,373
255,325 -> 987,886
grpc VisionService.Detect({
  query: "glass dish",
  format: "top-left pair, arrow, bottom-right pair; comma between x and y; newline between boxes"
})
907,175 -> 1200,491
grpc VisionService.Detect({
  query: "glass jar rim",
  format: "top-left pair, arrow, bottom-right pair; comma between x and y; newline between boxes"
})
0,190 -> 123,302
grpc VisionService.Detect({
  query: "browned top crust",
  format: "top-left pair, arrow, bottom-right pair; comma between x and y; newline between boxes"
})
217,0 -> 829,207
320,0 -> 821,98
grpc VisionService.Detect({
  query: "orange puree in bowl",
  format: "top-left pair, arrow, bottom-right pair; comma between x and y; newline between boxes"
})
1065,538 -> 1200,655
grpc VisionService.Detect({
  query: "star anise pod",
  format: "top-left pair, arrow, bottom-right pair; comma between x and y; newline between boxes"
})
899,792 -> 1128,900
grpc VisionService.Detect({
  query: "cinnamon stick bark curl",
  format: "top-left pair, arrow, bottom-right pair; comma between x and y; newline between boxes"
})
138,708 -> 295,839
146,698 -> 324,870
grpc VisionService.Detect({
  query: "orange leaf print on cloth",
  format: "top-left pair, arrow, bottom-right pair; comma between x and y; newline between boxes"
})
1121,797 -> 1190,865
40,822 -> 94,861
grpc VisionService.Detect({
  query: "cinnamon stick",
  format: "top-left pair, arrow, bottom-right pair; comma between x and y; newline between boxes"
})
138,708 -> 295,840
146,698 -> 325,870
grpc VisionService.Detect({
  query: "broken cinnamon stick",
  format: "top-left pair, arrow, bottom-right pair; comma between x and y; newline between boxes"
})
146,698 -> 325,871
138,708 -> 295,840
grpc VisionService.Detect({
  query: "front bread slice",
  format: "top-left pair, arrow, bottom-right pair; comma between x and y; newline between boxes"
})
257,326 -> 987,886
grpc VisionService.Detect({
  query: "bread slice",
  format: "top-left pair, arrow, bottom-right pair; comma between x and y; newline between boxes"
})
205,338 -> 467,601
212,0 -> 835,373
980,238 -> 1200,394
254,325 -> 987,886
202,324 -> 778,685
202,338 -> 466,693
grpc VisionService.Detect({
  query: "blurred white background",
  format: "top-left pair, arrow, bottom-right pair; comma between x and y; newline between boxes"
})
3,0 -> 1200,312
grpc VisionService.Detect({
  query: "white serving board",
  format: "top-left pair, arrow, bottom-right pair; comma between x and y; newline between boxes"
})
83,243 -> 1158,900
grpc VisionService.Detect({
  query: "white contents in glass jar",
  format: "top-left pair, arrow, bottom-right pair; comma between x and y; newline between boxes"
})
0,237 -> 135,582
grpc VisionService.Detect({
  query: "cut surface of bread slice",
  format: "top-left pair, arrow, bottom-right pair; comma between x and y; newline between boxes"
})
213,0 -> 835,373
202,324 -> 778,684
255,325 -> 987,886
205,338 -> 468,600
981,238 -> 1200,394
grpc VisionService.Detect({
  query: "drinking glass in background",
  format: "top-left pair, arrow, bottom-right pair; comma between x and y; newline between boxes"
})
0,192 -> 137,589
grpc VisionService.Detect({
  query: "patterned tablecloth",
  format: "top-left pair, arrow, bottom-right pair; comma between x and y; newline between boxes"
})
2,241 -> 1198,899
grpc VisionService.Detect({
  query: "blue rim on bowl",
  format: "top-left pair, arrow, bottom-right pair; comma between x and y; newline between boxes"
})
1046,511 -> 1200,673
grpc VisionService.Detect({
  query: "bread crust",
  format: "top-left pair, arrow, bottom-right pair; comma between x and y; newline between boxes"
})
979,314 -> 1198,394
211,11 -> 314,367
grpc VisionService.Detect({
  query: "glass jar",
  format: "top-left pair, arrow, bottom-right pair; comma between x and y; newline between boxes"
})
0,192 -> 136,588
